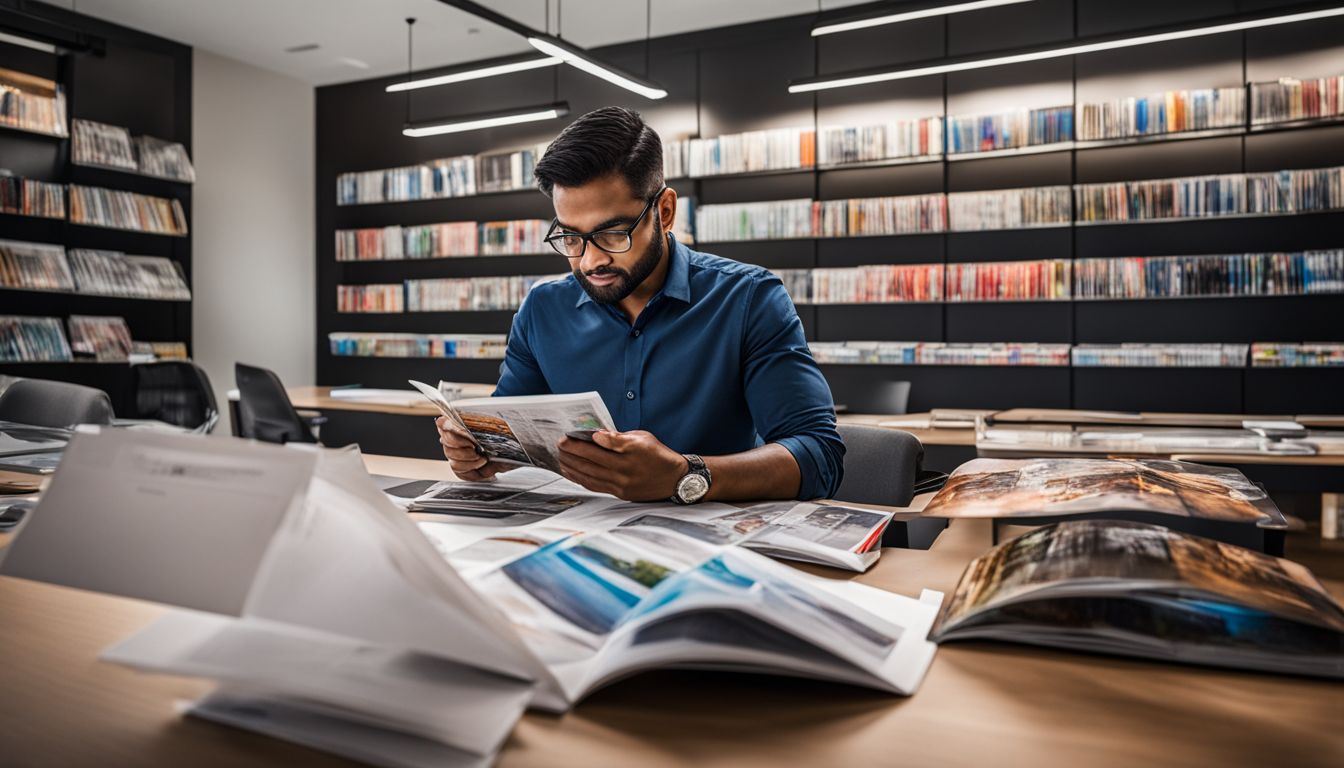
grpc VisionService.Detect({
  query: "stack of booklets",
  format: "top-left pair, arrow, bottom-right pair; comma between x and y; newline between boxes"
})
0,67 -> 67,137
1073,250 -> 1344,299
337,284 -> 403,313
72,119 -> 138,171
816,117 -> 943,165
1070,343 -> 1248,367
0,239 -> 75,292
1078,87 -> 1245,140
67,249 -> 191,300
0,420 -> 70,475
0,176 -> 66,218
68,185 -> 188,235
945,260 -> 1071,302
0,315 -> 71,362
1250,74 -> 1344,124
328,332 -> 507,359
1251,342 -> 1344,367
946,106 -> 1073,154
3,428 -> 944,767
133,135 -> 196,182
67,315 -> 134,361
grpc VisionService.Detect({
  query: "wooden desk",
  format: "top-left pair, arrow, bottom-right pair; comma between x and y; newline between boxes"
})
1,454 -> 1341,767
287,384 -> 495,417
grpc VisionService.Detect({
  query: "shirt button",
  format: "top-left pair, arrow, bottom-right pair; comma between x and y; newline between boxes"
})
632,329 -> 641,337
626,391 -> 636,400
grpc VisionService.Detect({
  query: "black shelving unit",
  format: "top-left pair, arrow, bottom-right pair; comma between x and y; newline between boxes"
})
0,4 -> 193,415
315,2 -> 1344,415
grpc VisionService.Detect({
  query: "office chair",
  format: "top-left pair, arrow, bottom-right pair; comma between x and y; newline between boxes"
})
0,378 -> 114,428
130,361 -> 220,433
833,424 -> 949,548
865,380 -> 912,414
234,363 -> 326,444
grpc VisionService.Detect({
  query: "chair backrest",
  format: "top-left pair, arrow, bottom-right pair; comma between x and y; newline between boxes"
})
832,424 -> 923,507
131,361 -> 219,431
234,363 -> 315,444
0,378 -> 114,428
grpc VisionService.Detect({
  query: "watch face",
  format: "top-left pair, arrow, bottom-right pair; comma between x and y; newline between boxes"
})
677,473 -> 709,503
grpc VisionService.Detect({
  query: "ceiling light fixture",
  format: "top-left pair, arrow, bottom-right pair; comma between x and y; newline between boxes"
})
789,3 -> 1344,92
386,54 -> 562,92
811,0 -> 1036,37
435,0 -> 669,99
402,102 -> 570,137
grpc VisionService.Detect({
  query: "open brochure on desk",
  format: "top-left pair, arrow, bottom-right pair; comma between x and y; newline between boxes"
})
931,519 -> 1344,679
406,469 -> 892,573
2,429 -> 941,768
409,380 -> 614,474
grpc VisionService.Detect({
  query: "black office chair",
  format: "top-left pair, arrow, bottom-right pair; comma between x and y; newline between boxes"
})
0,378 -> 114,428
130,361 -> 219,433
234,363 -> 326,445
833,424 -> 949,548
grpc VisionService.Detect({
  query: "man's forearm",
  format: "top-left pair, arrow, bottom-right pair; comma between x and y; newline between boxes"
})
701,443 -> 801,502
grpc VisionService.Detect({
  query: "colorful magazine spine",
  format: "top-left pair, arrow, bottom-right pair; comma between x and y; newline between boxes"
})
328,332 -> 507,359
808,264 -> 944,304
948,186 -> 1072,231
0,239 -> 75,292
1250,342 -> 1344,367
808,341 -> 1071,366
404,274 -> 566,312
1251,75 -> 1344,124
0,315 -> 71,361
68,184 -> 188,235
817,117 -> 944,165
1074,250 -> 1344,299
946,260 -> 1072,301
947,106 -> 1073,154
1078,87 -> 1245,141
337,284 -> 404,313
0,67 -> 67,137
0,177 -> 66,219
1071,344 -> 1248,367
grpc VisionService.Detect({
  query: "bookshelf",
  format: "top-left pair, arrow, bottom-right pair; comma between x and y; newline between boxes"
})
0,6 -> 194,415
317,6 -> 1344,415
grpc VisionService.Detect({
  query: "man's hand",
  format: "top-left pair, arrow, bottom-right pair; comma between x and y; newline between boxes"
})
556,429 -> 687,501
435,416 -> 513,481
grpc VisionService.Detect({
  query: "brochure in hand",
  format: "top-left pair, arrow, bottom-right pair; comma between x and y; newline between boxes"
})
931,519 -> 1344,679
410,380 -> 614,473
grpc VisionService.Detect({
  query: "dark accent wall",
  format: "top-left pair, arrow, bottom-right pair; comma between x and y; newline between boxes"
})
316,0 -> 1344,415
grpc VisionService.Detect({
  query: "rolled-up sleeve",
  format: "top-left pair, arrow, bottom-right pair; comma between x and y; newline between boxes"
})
494,294 -> 550,397
741,275 -> 844,499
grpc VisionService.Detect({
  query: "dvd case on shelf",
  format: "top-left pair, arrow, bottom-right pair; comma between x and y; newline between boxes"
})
948,186 -> 1071,231
1251,342 -> 1344,367
946,106 -> 1073,154
0,67 -> 67,137
816,117 -> 944,166
336,222 -> 479,261
808,341 -> 1071,366
0,315 -> 71,362
68,184 -> 188,235
946,259 -> 1071,302
1251,74 -> 1344,124
773,269 -> 811,303
68,249 -> 191,300
0,239 -> 74,292
0,177 -> 66,219
328,332 -> 507,359
808,264 -> 944,304
133,135 -> 196,182
479,219 -> 549,256
666,127 -> 816,178
1074,250 -> 1344,300
1075,173 -> 1247,222
1071,343 -> 1248,368
823,193 -> 947,237
337,284 -> 404,313
72,119 -> 137,171
1246,166 -> 1344,215
475,144 -> 548,193
1078,87 -> 1245,141
66,315 -> 133,362
130,340 -> 189,361
404,274 -> 565,312
695,198 -> 818,242
337,155 -> 477,205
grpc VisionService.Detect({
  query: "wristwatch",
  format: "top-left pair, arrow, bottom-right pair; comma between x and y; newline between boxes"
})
671,454 -> 712,505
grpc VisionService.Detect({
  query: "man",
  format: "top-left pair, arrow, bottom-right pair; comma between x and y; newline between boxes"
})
436,106 -> 843,503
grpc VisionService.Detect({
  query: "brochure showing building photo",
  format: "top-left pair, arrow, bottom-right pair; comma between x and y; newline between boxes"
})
931,520 -> 1344,679
923,458 -> 1288,528
410,380 -> 614,473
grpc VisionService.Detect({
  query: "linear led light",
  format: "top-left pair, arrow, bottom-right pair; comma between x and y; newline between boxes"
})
527,34 -> 668,100
790,4 -> 1344,92
812,0 -> 1035,37
0,30 -> 57,53
403,102 -> 569,137
386,55 -> 562,92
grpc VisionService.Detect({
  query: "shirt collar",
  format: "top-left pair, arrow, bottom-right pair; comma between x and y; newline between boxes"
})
573,233 -> 691,308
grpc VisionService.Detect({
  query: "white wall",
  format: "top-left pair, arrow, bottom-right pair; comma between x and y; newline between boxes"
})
192,49 -> 314,414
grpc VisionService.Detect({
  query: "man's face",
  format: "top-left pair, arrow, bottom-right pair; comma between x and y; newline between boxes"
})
551,174 -> 666,305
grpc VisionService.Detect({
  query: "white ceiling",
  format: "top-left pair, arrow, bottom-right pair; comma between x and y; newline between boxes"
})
49,0 -> 873,86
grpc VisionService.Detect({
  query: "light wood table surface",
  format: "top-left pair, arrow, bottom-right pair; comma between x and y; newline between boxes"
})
287,384 -> 496,417
2,453 -> 1341,767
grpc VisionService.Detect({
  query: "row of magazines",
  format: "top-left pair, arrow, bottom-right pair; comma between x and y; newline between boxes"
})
806,341 -> 1344,368
0,314 -> 185,362
1,177 -> 188,236
0,239 -> 191,300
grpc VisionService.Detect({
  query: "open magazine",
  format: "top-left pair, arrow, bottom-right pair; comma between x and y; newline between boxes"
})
405,469 -> 892,572
410,380 -> 614,474
931,520 -> 1344,679
5,429 -> 941,768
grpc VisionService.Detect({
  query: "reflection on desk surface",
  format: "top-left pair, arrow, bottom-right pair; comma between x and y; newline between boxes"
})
978,423 -> 1344,458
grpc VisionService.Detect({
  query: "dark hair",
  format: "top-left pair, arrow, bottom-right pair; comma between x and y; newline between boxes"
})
534,106 -> 663,199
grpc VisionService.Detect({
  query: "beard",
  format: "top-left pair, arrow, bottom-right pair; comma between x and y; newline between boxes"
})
574,217 -> 665,305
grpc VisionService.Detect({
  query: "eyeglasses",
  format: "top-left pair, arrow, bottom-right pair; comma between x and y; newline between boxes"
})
544,187 -> 667,259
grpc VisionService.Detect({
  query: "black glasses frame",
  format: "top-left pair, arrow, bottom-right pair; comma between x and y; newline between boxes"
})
544,186 -> 667,259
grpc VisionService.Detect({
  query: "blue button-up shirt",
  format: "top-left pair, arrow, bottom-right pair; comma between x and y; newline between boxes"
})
494,235 -> 844,500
